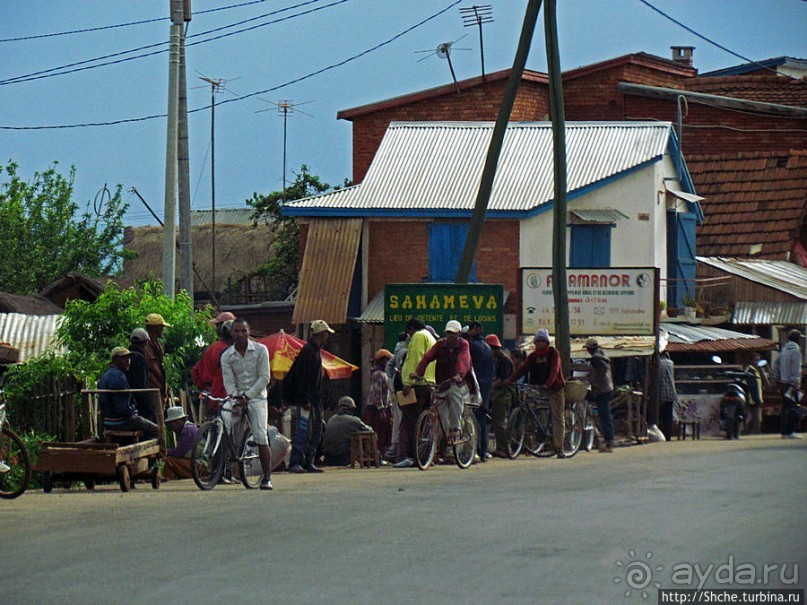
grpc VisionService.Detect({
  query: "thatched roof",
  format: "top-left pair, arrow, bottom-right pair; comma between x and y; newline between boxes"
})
39,272 -> 107,307
122,224 -> 277,291
0,292 -> 63,315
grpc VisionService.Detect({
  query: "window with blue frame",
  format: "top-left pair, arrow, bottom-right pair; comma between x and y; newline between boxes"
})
428,223 -> 476,281
569,224 -> 612,268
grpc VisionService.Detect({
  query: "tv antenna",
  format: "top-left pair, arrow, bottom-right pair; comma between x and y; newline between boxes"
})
256,99 -> 314,202
415,34 -> 470,94
460,5 -> 494,85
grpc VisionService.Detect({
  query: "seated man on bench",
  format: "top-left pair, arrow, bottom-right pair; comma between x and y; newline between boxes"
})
99,347 -> 159,440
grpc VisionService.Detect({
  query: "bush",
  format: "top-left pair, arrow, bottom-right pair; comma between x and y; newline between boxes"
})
15,428 -> 57,490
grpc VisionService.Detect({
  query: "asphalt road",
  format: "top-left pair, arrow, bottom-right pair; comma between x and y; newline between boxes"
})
2,435 -> 805,605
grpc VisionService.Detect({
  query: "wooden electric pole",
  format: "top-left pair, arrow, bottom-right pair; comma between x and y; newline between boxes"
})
177,3 -> 193,302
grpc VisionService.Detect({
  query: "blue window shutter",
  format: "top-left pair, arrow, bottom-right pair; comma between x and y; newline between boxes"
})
667,211 -> 697,307
570,224 -> 611,268
429,224 -> 475,281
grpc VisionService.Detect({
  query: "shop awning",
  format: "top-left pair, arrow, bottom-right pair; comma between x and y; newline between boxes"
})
292,218 -> 362,325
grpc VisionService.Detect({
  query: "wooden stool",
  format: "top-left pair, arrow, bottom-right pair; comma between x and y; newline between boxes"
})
678,420 -> 700,441
350,432 -> 379,468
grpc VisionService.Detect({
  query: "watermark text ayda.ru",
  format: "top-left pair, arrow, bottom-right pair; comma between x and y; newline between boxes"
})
670,556 -> 798,589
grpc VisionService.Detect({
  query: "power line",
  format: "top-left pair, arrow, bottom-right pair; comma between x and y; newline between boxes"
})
0,0 -> 335,86
0,1 -> 462,130
0,0 -> 270,43
635,0 -> 788,78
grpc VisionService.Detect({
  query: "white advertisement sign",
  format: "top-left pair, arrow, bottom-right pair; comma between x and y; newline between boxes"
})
521,267 -> 658,336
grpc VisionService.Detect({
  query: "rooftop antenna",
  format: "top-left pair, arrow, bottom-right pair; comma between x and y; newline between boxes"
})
460,5 -> 494,85
256,99 -> 314,203
415,34 -> 470,94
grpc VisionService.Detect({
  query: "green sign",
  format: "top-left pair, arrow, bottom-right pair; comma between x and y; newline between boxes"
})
384,283 -> 505,349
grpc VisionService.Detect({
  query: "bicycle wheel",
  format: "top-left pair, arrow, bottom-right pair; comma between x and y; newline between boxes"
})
453,409 -> 477,469
239,429 -> 263,489
0,427 -> 31,499
191,422 -> 225,490
531,405 -> 553,457
414,410 -> 437,470
506,407 -> 526,458
563,404 -> 583,458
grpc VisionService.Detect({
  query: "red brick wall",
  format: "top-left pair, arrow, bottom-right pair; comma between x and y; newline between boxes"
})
350,80 -> 550,183
367,219 -> 520,315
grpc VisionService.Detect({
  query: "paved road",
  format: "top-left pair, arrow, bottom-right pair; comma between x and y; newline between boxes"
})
2,435 -> 805,605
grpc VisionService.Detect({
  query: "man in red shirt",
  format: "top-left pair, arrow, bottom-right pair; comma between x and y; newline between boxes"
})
192,314 -> 235,409
508,329 -> 568,458
413,320 -> 472,441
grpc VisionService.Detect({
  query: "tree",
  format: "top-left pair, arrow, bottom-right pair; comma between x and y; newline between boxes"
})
247,165 -> 346,299
0,161 -> 130,295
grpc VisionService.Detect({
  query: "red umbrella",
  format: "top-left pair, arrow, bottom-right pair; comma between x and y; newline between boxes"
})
257,330 -> 359,380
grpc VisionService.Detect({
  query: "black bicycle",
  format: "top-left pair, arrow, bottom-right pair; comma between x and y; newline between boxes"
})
506,384 -> 583,459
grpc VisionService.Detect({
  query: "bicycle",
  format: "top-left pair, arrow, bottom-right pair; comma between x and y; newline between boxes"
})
414,380 -> 479,470
190,392 -> 264,490
506,384 -> 583,459
0,394 -> 32,499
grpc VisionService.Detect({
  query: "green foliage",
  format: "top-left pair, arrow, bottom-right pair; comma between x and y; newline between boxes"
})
0,161 -> 131,294
54,280 -> 216,387
247,165 -> 344,299
2,353 -> 78,408
15,428 -> 57,489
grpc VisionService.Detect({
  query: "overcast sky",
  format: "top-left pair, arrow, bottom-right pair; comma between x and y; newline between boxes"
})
1,0 -> 804,226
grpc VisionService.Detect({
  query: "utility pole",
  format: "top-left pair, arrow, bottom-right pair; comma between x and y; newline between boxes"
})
256,99 -> 313,202
162,0 -> 183,298
177,2 -> 193,301
544,0 -> 571,375
455,0 -> 542,283
200,76 -> 224,298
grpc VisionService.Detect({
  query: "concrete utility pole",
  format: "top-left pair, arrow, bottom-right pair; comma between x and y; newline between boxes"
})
455,0 -> 542,284
544,0 -> 571,375
177,3 -> 193,301
162,0 -> 183,298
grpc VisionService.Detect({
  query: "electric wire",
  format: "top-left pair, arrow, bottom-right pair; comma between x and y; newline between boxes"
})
0,0 -> 333,86
0,1 -> 462,130
635,0 -> 791,78
0,0 -> 270,43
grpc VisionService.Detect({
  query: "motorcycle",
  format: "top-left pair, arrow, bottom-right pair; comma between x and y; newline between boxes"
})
711,356 -> 767,440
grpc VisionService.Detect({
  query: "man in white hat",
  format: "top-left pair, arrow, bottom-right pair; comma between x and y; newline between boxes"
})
163,406 -> 199,480
285,319 -> 334,473
411,320 -> 472,445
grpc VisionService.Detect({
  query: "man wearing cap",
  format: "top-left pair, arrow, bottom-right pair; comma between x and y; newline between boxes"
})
574,338 -> 615,453
507,329 -> 568,458
466,321 -> 495,462
322,397 -> 374,466
777,329 -> 803,439
162,406 -> 199,480
192,314 -> 235,405
285,319 -> 334,473
363,348 -> 393,457
144,313 -> 171,411
412,320 -> 472,444
221,318 -> 274,489
126,328 -> 155,422
487,334 -> 515,458
98,347 -> 159,439
395,317 -> 436,468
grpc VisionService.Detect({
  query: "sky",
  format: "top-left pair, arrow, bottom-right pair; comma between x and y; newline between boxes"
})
1,0 -> 805,227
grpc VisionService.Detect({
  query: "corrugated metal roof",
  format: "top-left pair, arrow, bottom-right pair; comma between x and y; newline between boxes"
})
190,208 -> 255,226
293,218 -> 362,325
285,122 -> 673,215
354,290 -> 384,324
732,301 -> 807,325
570,209 -> 629,222
662,322 -> 777,352
665,185 -> 704,204
697,257 -> 807,300
0,313 -> 63,362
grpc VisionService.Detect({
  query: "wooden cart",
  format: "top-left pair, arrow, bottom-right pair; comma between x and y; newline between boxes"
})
35,388 -> 166,493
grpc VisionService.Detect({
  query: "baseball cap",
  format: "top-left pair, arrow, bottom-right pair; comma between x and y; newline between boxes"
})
485,334 -> 502,348
311,319 -> 335,335
585,337 -> 599,349
374,348 -> 392,362
338,396 -> 356,410
210,311 -> 236,325
444,320 -> 462,334
145,313 -> 171,327
110,346 -> 132,359
130,328 -> 149,343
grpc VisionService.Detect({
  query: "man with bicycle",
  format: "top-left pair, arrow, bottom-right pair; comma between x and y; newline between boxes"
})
412,320 -> 472,444
221,318 -> 274,490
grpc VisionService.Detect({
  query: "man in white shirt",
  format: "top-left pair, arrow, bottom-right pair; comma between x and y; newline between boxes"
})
221,318 -> 274,490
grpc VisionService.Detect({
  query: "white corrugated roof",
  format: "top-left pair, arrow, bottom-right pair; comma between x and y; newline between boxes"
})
285,121 -> 674,215
0,313 -> 63,363
697,257 -> 807,300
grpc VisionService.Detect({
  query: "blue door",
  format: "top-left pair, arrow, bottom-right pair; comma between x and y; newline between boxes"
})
429,223 -> 476,281
569,224 -> 612,268
666,211 -> 697,308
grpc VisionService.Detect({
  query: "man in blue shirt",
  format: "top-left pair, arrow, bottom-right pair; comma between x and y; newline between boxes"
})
98,347 -> 159,439
466,321 -> 495,461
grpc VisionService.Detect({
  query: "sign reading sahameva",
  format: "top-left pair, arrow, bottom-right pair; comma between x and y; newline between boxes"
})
384,283 -> 505,349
